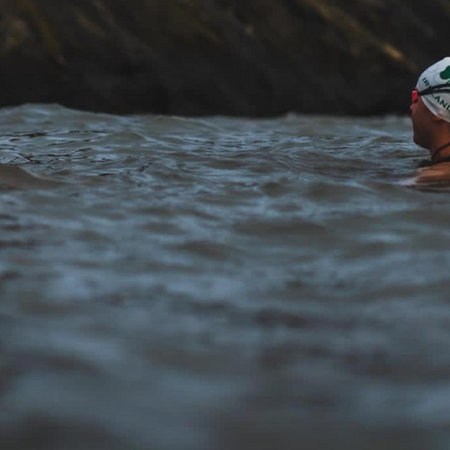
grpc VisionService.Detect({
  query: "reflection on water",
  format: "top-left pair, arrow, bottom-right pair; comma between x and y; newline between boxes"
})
0,104 -> 448,449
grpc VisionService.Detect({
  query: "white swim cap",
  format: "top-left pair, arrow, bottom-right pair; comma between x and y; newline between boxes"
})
417,57 -> 450,123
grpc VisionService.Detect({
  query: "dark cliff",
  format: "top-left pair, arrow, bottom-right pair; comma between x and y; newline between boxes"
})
0,0 -> 449,116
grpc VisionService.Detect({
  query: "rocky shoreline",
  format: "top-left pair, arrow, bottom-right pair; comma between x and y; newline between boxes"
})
0,0 -> 449,116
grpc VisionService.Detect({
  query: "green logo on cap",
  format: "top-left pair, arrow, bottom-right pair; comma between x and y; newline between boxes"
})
439,66 -> 450,81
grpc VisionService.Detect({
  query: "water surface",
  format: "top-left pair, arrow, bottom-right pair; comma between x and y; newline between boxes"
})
0,104 -> 448,450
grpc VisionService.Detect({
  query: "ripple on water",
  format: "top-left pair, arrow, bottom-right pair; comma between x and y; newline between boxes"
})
0,105 -> 448,450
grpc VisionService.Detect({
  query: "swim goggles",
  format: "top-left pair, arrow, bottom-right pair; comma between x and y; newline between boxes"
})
412,83 -> 450,103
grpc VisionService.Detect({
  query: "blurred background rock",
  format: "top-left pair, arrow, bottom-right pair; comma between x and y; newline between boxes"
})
0,0 -> 448,116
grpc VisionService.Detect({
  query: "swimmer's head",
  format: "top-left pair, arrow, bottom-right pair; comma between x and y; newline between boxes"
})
416,57 -> 450,123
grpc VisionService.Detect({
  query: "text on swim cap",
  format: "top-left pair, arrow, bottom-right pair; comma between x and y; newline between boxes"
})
421,76 -> 450,112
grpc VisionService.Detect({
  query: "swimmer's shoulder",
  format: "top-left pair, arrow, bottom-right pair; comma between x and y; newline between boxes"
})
416,162 -> 450,184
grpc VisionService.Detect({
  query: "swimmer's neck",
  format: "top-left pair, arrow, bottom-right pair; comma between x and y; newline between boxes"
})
428,134 -> 450,163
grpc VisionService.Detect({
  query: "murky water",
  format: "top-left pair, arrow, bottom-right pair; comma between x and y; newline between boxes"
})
0,104 -> 449,449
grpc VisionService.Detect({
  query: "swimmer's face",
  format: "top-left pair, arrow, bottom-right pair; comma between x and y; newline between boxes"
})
411,87 -> 435,149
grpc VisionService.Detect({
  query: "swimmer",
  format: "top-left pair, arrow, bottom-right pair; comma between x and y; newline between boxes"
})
411,57 -> 450,184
